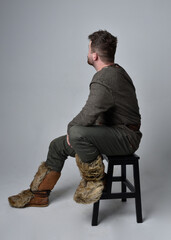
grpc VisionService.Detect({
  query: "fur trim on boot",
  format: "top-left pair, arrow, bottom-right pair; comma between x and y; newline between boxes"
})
8,189 -> 34,208
30,162 -> 51,191
74,179 -> 104,204
74,154 -> 105,204
75,154 -> 105,181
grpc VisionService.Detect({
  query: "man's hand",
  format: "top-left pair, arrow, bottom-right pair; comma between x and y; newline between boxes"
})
67,134 -> 72,148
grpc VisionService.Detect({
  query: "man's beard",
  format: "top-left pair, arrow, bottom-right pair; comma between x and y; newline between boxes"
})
87,56 -> 93,66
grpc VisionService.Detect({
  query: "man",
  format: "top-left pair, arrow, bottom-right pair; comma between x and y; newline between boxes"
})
8,30 -> 142,208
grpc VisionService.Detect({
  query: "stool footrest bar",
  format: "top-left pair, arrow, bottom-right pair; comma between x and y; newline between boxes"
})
101,192 -> 135,199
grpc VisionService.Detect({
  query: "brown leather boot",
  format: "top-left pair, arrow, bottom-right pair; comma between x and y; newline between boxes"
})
8,162 -> 61,208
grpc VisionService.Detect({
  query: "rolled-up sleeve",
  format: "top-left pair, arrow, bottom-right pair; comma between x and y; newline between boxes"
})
67,82 -> 114,134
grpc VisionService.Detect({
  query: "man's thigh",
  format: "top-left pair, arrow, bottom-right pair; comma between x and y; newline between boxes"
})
69,125 -> 133,156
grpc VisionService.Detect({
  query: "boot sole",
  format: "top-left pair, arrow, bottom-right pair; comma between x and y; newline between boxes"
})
25,203 -> 49,207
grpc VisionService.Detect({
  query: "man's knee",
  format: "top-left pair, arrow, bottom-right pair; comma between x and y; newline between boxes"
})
48,138 -> 58,151
69,126 -> 87,143
49,135 -> 66,151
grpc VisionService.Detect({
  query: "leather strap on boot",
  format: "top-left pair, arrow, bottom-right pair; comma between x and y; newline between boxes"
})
30,190 -> 51,197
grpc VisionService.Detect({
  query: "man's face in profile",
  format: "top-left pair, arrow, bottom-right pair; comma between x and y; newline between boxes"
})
87,41 -> 94,66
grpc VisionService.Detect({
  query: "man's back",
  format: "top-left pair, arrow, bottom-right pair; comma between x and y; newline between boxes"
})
92,64 -> 141,127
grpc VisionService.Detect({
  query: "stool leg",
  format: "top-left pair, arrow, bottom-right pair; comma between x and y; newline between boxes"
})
92,200 -> 100,226
121,164 -> 127,202
133,161 -> 143,223
107,161 -> 114,194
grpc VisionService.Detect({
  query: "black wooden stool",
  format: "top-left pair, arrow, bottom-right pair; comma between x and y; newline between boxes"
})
92,154 -> 143,226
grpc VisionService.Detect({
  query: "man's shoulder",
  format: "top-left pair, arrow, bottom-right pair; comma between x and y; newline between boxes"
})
91,64 -> 125,86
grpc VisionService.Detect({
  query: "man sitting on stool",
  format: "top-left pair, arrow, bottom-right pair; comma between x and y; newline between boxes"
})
8,30 -> 142,208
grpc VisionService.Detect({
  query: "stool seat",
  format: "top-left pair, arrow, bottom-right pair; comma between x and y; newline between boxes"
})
92,153 -> 143,226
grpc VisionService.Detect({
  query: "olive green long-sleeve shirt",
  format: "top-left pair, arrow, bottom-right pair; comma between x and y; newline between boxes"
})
67,64 -> 141,135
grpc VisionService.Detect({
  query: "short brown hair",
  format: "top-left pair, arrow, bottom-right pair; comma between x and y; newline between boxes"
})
88,30 -> 117,63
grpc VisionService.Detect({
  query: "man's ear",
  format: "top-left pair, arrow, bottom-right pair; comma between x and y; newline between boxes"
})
92,52 -> 98,61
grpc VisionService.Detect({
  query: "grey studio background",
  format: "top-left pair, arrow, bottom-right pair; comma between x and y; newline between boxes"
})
0,0 -> 171,240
